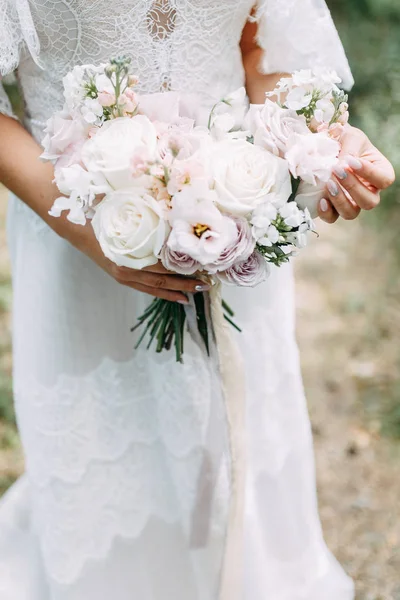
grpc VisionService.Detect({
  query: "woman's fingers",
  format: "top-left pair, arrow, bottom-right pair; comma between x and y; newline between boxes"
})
123,280 -> 190,304
325,175 -> 361,220
344,154 -> 396,191
112,264 -> 208,295
332,164 -> 380,211
317,197 -> 339,224
125,269 -> 209,293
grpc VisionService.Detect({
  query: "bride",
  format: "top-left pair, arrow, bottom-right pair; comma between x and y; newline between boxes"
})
0,1 -> 395,599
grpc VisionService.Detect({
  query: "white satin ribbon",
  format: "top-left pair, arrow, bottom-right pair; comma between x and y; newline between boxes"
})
210,283 -> 247,600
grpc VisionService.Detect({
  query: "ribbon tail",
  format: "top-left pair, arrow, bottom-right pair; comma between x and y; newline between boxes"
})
210,283 -> 247,600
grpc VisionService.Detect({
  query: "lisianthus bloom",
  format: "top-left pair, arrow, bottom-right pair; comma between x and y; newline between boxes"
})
167,187 -> 237,265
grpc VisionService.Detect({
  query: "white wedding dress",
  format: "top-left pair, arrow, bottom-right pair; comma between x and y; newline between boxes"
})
0,1 -> 355,599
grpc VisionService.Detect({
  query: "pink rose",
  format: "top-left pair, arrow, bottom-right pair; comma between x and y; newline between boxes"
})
218,251 -> 270,287
160,245 -> 202,276
206,218 -> 255,273
245,100 -> 309,157
41,109 -> 86,161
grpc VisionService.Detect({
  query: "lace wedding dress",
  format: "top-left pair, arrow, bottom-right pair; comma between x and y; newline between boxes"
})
0,1 -> 355,599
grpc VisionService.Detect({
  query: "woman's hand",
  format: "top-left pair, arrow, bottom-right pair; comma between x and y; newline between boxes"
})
65,222 -> 209,304
318,125 -> 396,223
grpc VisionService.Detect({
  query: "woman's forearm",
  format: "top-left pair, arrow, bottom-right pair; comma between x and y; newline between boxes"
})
0,114 -> 81,241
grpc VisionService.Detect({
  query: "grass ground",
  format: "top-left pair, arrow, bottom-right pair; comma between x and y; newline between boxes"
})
0,185 -> 399,598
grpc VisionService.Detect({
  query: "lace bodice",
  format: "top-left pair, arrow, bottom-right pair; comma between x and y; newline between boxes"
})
0,0 -> 353,143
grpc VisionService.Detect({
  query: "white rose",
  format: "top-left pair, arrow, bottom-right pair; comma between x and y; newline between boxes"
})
245,100 -> 309,156
167,187 -> 237,265
212,139 -> 291,217
92,190 -> 167,269
81,115 -> 158,190
295,180 -> 327,218
285,132 -> 340,185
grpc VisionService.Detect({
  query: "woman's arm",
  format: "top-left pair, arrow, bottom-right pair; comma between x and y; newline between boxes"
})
240,21 -> 395,222
0,113 -> 206,302
240,20 -> 285,103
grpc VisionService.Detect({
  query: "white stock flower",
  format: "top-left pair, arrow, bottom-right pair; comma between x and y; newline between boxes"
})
92,190 -> 167,269
251,202 -> 278,244
245,100 -> 309,156
285,86 -> 313,111
279,202 -> 304,228
209,87 -> 248,140
285,132 -> 340,185
81,115 -> 158,190
63,63 -> 107,114
81,97 -> 104,124
167,187 -> 237,265
212,139 -> 291,217
314,98 -> 335,125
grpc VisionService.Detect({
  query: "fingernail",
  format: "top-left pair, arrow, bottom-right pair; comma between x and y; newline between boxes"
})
320,198 -> 329,212
178,298 -> 189,305
327,180 -> 339,196
195,284 -> 210,292
333,165 -> 348,180
346,156 -> 362,170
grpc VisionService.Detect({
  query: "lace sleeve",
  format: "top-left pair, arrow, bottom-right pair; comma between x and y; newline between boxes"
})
0,0 -> 40,116
254,0 -> 354,90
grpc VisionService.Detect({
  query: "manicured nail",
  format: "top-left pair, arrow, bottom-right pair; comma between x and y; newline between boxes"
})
327,180 -> 339,196
320,198 -> 329,212
195,284 -> 210,292
333,165 -> 348,180
346,156 -> 362,170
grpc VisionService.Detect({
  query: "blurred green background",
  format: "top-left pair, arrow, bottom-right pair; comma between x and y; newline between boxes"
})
0,1 -> 399,596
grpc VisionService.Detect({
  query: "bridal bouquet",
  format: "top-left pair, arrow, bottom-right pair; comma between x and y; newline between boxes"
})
41,57 -> 349,361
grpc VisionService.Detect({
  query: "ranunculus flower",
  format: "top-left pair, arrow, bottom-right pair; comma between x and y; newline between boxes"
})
160,245 -> 201,276
295,180 -> 327,218
92,190 -> 167,269
167,187 -> 237,265
245,100 -> 309,156
205,218 -> 255,273
211,139 -> 291,217
218,251 -> 270,287
285,132 -> 340,185
81,115 -> 158,190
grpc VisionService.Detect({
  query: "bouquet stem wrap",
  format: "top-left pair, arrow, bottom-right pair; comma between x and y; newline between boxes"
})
209,283 -> 247,600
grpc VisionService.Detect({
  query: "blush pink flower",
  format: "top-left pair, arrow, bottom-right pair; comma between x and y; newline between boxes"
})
160,245 -> 202,276
218,251 -> 270,287
98,91 -> 116,107
328,122 -> 345,141
120,88 -> 138,114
